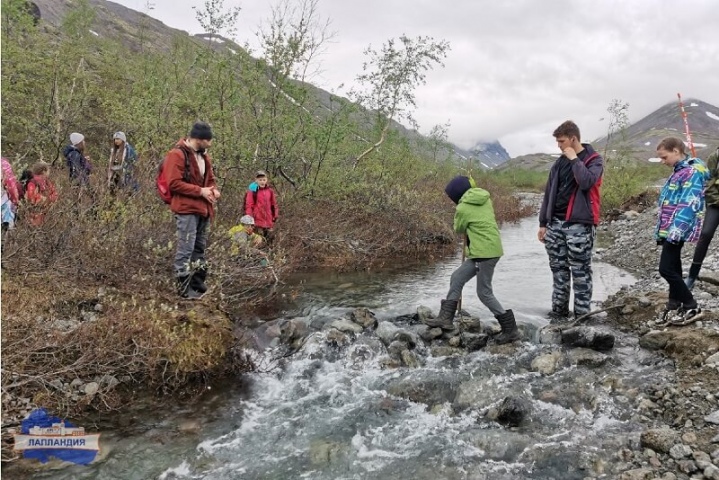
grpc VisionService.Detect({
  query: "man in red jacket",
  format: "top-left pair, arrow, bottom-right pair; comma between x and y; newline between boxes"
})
245,170 -> 278,243
166,121 -> 221,299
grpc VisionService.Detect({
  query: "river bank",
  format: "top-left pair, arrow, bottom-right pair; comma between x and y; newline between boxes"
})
593,203 -> 719,480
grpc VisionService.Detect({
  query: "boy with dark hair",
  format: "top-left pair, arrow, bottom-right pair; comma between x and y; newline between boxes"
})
425,175 -> 519,344
538,120 -> 604,322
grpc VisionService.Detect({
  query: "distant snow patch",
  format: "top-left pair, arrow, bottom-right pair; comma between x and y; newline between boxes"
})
481,162 -> 490,169
228,48 -> 237,55
690,102 -> 699,107
644,142 -> 651,146
694,143 -> 707,148
89,30 -> 99,36
707,111 -> 719,121
648,157 -> 662,163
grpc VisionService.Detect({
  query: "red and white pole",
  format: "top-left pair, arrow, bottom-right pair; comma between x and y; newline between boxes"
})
677,93 -> 697,157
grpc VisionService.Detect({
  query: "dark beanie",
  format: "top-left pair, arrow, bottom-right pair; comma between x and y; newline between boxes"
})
445,175 -> 472,205
190,121 -> 213,140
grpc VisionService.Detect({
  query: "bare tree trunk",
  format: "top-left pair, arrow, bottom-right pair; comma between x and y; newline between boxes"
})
353,119 -> 391,169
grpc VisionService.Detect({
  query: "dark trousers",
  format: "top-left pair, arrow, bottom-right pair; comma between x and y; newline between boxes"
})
658,241 -> 695,307
690,205 -> 719,269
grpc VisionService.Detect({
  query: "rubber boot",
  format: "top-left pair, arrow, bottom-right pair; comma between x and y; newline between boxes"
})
191,268 -> 208,294
494,309 -> 520,344
424,299 -> 458,330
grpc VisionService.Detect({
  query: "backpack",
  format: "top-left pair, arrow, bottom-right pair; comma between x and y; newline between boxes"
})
241,187 -> 259,215
18,169 -> 33,199
156,147 -> 190,204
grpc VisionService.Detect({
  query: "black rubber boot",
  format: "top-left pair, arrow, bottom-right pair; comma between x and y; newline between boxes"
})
494,309 -> 520,344
191,268 -> 208,294
424,299 -> 458,329
685,262 -> 701,290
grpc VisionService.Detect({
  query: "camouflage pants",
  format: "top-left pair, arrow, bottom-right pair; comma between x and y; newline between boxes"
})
544,218 -> 595,316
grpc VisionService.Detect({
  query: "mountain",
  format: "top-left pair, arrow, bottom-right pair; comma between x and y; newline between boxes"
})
29,0 -> 510,168
453,141 -> 511,169
499,98 -> 719,172
593,98 -> 719,160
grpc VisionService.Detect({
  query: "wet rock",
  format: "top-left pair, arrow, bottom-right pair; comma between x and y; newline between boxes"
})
448,336 -> 461,348
496,395 -> 531,427
416,306 -> 435,323
84,382 -> 99,396
455,379 -> 505,410
400,350 -> 420,368
538,327 -> 562,345
309,440 -> 345,466
393,331 -> 418,349
383,372 -> 459,407
376,321 -> 400,346
388,340 -> 409,358
411,324 -> 440,343
430,346 -> 464,357
531,351 -> 562,375
567,348 -> 608,368
561,327 -> 614,351
378,356 -> 402,369
458,315 -> 483,333
329,318 -> 363,334
326,329 -> 350,347
177,419 -> 201,433
640,427 -> 679,453
640,330 -> 672,351
460,332 -> 488,351
619,468 -> 654,480
349,308 -> 377,329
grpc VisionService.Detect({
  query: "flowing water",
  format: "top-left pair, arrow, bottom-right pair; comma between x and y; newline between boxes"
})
17,218 -> 672,480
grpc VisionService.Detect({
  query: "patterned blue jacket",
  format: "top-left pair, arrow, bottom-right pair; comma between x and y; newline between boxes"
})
655,156 -> 710,243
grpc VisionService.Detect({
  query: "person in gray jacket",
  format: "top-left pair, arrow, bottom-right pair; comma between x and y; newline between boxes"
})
537,120 -> 604,322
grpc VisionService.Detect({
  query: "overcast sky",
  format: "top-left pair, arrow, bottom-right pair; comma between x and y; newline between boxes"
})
113,0 -> 719,156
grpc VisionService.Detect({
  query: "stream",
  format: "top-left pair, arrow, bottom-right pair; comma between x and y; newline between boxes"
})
16,217 -> 675,480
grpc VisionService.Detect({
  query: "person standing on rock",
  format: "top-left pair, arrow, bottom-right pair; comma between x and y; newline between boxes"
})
653,137 -> 709,320
166,121 -> 220,299
425,175 -> 519,344
685,146 -> 719,290
537,120 -> 604,322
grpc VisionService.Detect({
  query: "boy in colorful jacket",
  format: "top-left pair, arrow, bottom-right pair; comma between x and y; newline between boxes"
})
653,137 -> 710,320
425,175 -> 519,344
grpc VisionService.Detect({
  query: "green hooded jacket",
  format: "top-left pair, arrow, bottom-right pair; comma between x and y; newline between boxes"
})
454,187 -> 503,259
705,148 -> 719,207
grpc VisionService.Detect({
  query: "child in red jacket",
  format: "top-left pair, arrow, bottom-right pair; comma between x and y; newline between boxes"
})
25,162 -> 58,226
245,170 -> 278,242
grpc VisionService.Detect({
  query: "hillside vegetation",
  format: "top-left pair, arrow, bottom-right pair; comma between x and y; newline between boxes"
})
0,0 -> 532,436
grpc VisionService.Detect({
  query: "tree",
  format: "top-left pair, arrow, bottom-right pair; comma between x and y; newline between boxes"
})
350,35 -> 450,168
193,0 -> 241,40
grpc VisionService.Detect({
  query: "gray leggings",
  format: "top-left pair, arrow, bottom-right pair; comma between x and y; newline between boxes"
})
446,258 -> 505,316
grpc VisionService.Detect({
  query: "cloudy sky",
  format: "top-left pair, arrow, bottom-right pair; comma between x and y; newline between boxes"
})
113,0 -> 719,156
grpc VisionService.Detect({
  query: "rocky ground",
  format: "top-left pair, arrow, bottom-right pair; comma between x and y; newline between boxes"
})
593,205 -> 719,480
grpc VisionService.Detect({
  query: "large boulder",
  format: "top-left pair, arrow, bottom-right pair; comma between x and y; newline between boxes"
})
561,327 -> 614,351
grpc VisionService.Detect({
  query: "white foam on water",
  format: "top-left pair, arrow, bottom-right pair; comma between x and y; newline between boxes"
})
158,460 -> 191,479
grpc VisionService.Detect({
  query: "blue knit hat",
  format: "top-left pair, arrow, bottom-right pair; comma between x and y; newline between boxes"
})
445,175 -> 476,204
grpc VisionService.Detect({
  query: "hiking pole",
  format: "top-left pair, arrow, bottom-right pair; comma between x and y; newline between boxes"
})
677,93 -> 697,157
457,234 -> 467,316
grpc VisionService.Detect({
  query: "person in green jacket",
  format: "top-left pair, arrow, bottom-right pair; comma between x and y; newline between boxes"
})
686,147 -> 719,289
425,175 -> 519,344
